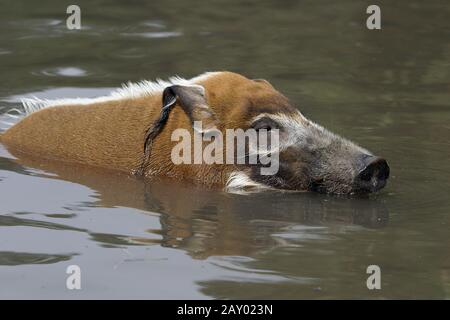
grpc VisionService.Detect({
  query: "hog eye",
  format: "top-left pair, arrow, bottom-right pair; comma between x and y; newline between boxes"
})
251,117 -> 279,131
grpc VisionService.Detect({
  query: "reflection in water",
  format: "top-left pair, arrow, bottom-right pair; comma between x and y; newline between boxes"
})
3,147 -> 389,260
32,67 -> 88,77
0,0 -> 449,298
0,251 -> 75,266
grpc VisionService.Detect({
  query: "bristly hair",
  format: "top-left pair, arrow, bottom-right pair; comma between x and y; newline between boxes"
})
0,72 -> 220,133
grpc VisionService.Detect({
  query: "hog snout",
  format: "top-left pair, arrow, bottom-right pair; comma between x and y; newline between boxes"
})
354,155 -> 390,193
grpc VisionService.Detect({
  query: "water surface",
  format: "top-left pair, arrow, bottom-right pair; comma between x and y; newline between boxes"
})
0,0 -> 449,299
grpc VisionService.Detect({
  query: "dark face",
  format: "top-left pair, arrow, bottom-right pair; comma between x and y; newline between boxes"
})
245,110 -> 390,194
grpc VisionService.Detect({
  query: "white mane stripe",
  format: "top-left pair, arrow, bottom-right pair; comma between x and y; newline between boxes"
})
4,113 -> 20,119
18,71 -> 220,115
0,71 -> 220,131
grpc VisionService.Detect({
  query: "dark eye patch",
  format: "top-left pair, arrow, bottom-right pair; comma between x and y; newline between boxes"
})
251,116 -> 280,131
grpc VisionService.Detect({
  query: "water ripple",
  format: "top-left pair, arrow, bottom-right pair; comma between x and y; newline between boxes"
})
120,31 -> 182,39
32,67 -> 88,77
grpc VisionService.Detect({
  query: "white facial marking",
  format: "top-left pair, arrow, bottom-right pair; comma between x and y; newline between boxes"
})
225,171 -> 271,194
251,112 -> 308,151
251,111 -> 371,156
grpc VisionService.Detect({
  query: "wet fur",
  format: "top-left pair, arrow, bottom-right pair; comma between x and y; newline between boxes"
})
0,71 -> 375,194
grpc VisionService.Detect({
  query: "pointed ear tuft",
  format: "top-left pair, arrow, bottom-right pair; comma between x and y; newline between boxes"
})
135,84 -> 218,176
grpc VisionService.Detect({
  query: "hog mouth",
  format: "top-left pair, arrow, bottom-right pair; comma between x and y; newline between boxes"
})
308,174 -> 389,195
306,156 -> 390,195
226,170 -> 390,195
230,165 -> 390,195
308,178 -> 354,195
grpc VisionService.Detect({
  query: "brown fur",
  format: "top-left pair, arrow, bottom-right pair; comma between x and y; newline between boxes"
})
1,71 -> 389,194
0,72 -> 294,188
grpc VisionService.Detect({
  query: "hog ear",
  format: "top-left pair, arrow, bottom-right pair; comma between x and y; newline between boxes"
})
162,84 -> 218,133
136,84 -> 218,175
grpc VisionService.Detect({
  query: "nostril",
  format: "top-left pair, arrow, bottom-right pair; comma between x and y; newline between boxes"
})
358,165 -> 374,182
356,157 -> 390,192
377,160 -> 390,180
358,157 -> 389,178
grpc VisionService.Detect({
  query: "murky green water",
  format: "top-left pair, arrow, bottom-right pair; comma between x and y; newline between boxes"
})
0,0 -> 449,299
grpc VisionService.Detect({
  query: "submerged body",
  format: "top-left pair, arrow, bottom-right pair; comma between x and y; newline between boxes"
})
0,71 -> 389,194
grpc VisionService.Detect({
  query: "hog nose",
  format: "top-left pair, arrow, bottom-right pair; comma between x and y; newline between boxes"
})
355,156 -> 390,193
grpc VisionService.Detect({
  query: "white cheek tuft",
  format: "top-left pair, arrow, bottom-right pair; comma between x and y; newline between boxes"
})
251,112 -> 309,150
225,171 -> 272,194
